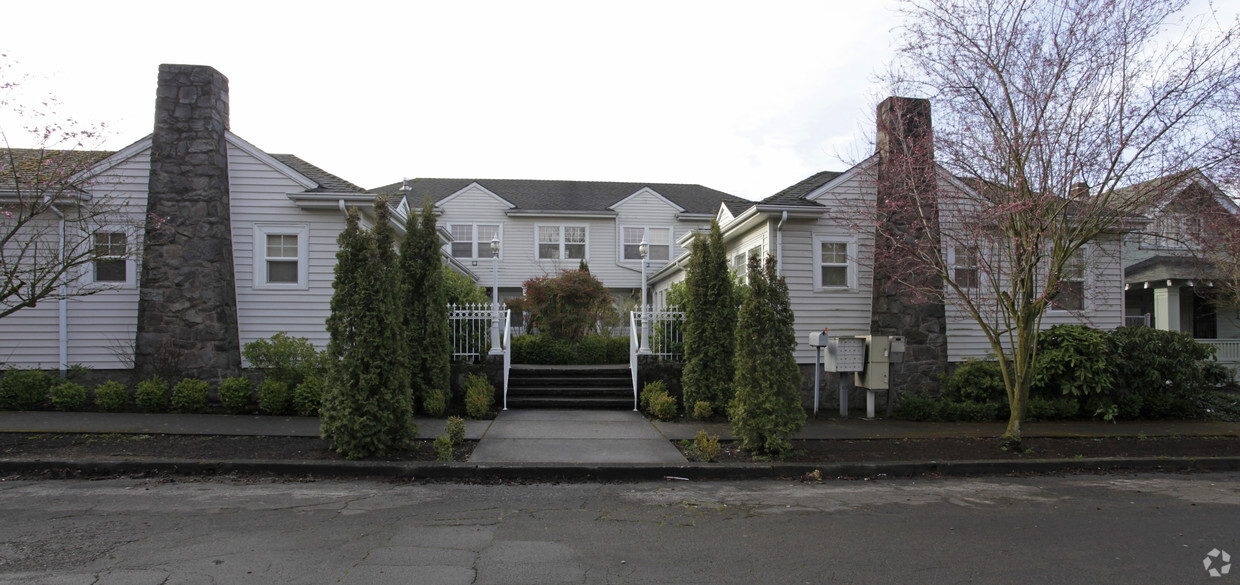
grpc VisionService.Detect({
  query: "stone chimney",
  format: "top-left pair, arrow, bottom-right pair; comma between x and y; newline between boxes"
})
134,65 -> 242,382
870,96 -> 948,399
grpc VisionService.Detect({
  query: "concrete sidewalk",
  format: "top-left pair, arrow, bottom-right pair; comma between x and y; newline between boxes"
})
470,410 -> 686,464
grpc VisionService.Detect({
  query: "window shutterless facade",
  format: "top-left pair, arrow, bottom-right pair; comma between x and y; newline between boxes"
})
537,225 -> 587,260
449,224 -> 500,259
1050,249 -> 1086,311
253,224 -> 309,289
93,231 -> 128,283
812,237 -> 855,289
622,226 -> 670,261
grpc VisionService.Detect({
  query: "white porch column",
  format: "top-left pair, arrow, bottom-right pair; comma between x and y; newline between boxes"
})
1153,286 -> 1181,332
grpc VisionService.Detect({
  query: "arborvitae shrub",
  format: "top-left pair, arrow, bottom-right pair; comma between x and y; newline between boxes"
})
294,374 -> 326,417
682,220 -> 736,413
49,382 -> 88,412
93,381 -> 128,413
171,379 -> 210,413
446,416 -> 466,446
134,376 -> 170,413
403,199 -> 451,423
258,379 -> 292,415
729,255 -> 804,456
0,369 -> 53,410
423,389 -> 447,418
434,435 -> 454,462
218,377 -> 254,414
464,374 -> 494,419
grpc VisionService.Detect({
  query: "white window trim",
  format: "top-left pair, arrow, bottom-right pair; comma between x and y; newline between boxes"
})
535,223 -> 590,261
252,224 -> 310,290
84,228 -> 137,289
619,225 -> 672,263
947,245 -> 980,290
1048,246 -> 1090,312
448,223 -> 503,260
812,236 -> 856,290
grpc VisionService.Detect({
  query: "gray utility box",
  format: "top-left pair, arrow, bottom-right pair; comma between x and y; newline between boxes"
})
823,336 -> 867,373
854,335 -> 907,390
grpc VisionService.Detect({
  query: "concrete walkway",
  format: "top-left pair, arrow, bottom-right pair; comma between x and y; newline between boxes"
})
469,410 -> 686,464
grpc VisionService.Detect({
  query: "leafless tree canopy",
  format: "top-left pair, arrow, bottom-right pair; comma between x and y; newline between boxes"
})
880,0 -> 1240,445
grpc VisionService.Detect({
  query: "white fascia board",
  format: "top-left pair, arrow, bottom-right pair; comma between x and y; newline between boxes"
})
438,182 -> 516,209
506,210 -> 617,219
286,192 -> 375,209
609,187 -> 685,212
225,132 -> 318,190
675,212 -> 714,221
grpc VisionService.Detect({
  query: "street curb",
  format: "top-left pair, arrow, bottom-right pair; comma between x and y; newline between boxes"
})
3,456 -> 1240,481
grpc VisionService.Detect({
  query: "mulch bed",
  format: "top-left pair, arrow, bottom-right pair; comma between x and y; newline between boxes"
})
1,433 -> 1236,464
678,436 -> 1240,462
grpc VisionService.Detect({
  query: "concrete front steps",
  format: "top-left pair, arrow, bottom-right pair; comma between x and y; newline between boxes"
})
504,364 -> 636,410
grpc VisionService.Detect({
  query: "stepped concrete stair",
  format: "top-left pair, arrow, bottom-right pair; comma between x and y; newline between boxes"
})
504,364 -> 635,410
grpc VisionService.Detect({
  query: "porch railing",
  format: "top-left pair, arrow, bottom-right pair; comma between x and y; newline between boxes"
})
1198,338 -> 1240,381
448,303 -> 505,362
628,307 -> 686,361
1124,313 -> 1151,327
629,311 -> 639,411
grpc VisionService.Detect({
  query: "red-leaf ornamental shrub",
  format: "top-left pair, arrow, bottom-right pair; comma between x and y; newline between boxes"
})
516,269 -> 616,342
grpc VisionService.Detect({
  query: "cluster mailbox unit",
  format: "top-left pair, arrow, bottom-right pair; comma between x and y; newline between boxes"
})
810,332 -> 906,419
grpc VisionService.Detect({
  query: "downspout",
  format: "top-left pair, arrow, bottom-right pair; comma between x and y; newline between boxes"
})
338,199 -> 348,217
776,211 -> 788,276
50,204 -> 68,376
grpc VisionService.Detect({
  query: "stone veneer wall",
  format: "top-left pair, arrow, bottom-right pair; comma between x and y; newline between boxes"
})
870,96 -> 949,397
134,64 -> 242,382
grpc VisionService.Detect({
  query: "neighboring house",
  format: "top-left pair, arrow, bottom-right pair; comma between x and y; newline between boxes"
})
0,65 -> 380,378
649,97 -> 1126,390
368,178 -> 749,307
1120,170 -> 1240,339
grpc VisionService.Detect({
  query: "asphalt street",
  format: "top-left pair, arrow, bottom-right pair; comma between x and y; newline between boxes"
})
0,473 -> 1237,584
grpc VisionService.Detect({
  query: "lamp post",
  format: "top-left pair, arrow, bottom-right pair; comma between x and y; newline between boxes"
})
638,239 -> 651,355
489,236 -> 502,355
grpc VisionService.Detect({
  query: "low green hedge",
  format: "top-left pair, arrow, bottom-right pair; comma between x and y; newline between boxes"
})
511,334 -> 628,365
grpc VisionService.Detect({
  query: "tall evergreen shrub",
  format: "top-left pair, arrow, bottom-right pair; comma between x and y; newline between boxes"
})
682,220 -> 736,416
729,254 -> 805,455
401,198 -> 452,414
321,203 -> 417,459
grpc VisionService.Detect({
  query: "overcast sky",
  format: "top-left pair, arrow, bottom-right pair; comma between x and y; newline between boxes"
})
2,0 -> 1235,200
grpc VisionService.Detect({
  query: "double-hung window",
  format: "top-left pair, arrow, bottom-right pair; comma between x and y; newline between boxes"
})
450,224 -> 500,259
622,227 -> 670,261
732,245 -> 764,282
951,246 -> 979,289
93,231 -> 128,283
813,238 -> 854,289
1051,249 -> 1086,311
253,224 -> 309,289
537,225 -> 587,260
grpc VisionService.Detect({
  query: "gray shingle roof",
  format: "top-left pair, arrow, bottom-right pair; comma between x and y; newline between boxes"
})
369,178 -> 747,215
0,148 -> 111,193
269,154 -> 366,193
760,171 -> 842,207
3,148 -> 363,195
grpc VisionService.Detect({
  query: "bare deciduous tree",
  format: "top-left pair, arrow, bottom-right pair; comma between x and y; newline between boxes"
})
879,0 -> 1240,447
0,55 -> 138,321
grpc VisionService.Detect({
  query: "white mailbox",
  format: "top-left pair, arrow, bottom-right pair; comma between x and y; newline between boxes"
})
824,337 -> 867,373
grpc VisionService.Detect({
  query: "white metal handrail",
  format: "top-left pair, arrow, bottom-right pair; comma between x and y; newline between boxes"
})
629,311 -> 639,411
502,309 -> 512,410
